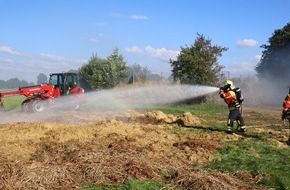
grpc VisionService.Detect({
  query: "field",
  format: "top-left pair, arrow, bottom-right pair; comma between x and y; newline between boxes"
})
0,93 -> 289,190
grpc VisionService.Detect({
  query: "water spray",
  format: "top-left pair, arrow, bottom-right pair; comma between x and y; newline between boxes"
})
80,84 -> 219,110
0,84 -> 219,124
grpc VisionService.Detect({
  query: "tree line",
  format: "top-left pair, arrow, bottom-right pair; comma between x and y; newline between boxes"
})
0,73 -> 48,89
0,78 -> 34,90
79,48 -> 168,91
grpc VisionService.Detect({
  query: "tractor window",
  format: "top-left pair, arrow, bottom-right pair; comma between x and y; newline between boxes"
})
66,74 -> 77,88
49,75 -> 58,85
58,75 -> 63,85
49,74 -> 63,86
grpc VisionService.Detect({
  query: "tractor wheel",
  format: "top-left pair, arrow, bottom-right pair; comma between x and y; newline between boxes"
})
21,99 -> 31,113
30,99 -> 47,112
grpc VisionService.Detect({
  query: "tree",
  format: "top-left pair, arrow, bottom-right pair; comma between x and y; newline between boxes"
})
128,63 -> 150,83
80,55 -> 117,90
0,80 -> 6,89
67,69 -> 79,73
254,22 -> 290,105
255,22 -> 290,82
5,78 -> 22,88
107,48 -> 129,80
150,73 -> 163,81
37,73 -> 48,84
79,50 -> 129,90
20,80 -> 29,87
170,33 -> 228,86
0,78 -> 34,89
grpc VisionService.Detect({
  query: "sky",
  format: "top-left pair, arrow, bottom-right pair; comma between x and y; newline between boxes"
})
0,0 -> 290,83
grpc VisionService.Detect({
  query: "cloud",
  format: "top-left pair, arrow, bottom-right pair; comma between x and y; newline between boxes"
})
0,57 -> 13,63
236,39 -> 259,47
0,49 -> 87,81
88,38 -> 98,43
125,46 -> 143,54
227,61 -> 256,77
226,55 -> 261,77
40,53 -> 66,62
130,14 -> 149,20
145,45 -> 179,62
109,12 -> 149,20
40,53 -> 86,66
95,22 -> 107,26
86,33 -> 104,44
0,46 -> 25,56
110,12 -> 124,18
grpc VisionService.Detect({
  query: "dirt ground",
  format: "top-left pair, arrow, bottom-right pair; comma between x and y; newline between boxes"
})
0,105 -> 288,190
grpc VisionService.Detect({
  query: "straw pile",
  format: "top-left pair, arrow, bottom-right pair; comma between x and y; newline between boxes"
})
0,111 -> 268,190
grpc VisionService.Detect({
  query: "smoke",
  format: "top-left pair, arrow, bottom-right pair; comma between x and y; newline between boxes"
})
0,84 -> 219,124
255,43 -> 290,105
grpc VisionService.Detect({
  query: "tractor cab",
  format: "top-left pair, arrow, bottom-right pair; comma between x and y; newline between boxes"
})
49,72 -> 81,97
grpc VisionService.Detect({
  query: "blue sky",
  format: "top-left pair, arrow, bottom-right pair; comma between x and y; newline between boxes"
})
0,0 -> 290,83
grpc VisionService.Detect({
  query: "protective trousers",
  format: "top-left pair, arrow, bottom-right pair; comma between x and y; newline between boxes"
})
227,108 -> 244,128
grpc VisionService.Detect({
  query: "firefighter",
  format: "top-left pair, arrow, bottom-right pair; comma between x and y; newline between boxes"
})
281,90 -> 290,122
219,80 -> 245,133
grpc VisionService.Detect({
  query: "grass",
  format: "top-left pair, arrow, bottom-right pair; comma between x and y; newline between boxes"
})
242,109 -> 279,126
1,95 -> 26,111
147,103 -> 226,116
179,103 -> 289,189
80,103 -> 290,190
207,140 -> 290,189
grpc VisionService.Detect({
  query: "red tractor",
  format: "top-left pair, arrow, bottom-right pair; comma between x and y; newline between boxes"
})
0,72 -> 84,112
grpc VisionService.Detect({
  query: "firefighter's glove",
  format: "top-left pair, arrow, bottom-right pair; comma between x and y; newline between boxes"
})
219,90 -> 224,99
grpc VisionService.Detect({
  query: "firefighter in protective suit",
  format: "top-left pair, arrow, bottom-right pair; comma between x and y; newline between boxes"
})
282,90 -> 290,122
219,80 -> 245,133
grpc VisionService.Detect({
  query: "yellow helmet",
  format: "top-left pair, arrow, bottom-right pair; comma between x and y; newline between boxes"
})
224,80 -> 233,86
224,80 -> 233,90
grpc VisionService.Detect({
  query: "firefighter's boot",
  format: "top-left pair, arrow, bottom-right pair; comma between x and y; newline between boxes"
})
237,125 -> 246,132
226,126 -> 233,134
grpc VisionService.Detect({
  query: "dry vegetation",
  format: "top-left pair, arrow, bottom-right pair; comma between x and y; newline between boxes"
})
0,108 -> 288,190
